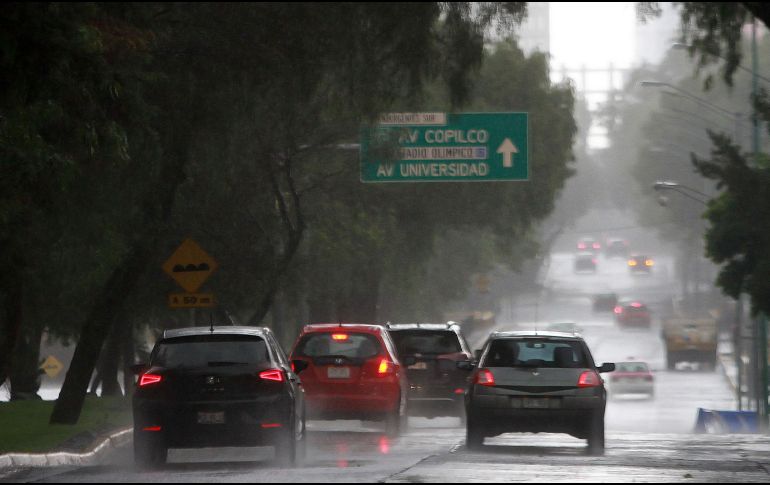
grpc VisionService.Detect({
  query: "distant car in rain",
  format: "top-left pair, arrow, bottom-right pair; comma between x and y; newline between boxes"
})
577,237 -> 601,253
605,238 -> 629,258
614,300 -> 652,327
574,252 -> 597,273
628,254 -> 654,274
464,331 -> 615,455
132,326 -> 307,469
592,293 -> 618,312
387,322 -> 473,421
289,323 -> 409,437
609,361 -> 654,398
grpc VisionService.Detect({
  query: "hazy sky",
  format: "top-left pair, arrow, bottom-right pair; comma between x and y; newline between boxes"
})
549,3 -> 638,70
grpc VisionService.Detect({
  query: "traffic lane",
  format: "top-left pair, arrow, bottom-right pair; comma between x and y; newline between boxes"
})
605,368 -> 735,434
4,418 -> 464,483
386,432 -> 770,483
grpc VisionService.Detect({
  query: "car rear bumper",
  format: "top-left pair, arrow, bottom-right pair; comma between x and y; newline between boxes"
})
133,395 -> 290,448
306,393 -> 400,419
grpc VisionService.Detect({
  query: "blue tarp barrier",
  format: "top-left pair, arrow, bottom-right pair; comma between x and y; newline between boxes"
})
694,408 -> 759,433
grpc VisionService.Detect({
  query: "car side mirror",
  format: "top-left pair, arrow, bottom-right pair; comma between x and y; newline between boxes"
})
403,356 -> 417,366
291,360 -> 309,374
130,363 -> 148,375
598,363 -> 615,373
456,360 -> 475,371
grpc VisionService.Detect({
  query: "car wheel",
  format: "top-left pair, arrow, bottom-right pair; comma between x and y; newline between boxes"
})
275,416 -> 298,467
466,417 -> 484,450
385,408 -> 402,437
133,432 -> 167,470
586,412 -> 605,456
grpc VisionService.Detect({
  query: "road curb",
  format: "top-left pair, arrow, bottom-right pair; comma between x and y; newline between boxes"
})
0,427 -> 132,469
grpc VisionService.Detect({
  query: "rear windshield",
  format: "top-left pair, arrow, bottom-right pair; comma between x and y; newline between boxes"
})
294,333 -> 382,360
151,335 -> 269,369
483,339 -> 590,369
617,362 -> 649,373
390,330 -> 462,356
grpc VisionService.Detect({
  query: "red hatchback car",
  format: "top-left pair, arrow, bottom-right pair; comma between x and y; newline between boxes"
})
614,301 -> 651,327
289,324 -> 408,436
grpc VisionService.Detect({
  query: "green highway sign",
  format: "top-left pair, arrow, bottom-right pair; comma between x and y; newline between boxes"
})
360,112 -> 528,183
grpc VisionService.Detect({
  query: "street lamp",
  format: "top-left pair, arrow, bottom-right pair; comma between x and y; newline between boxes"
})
653,180 -> 709,205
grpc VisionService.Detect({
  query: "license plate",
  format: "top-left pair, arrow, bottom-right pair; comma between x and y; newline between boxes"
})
197,411 -> 225,424
327,366 -> 351,378
523,398 -> 551,409
408,362 -> 428,370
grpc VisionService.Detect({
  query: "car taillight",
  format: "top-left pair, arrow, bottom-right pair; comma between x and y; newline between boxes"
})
592,258 -> 597,264
578,371 -> 600,388
578,243 -> 586,249
593,243 -> 601,249
139,373 -> 162,387
614,306 -> 623,314
631,302 -> 642,308
259,369 -> 285,382
377,359 -> 394,376
475,369 -> 495,387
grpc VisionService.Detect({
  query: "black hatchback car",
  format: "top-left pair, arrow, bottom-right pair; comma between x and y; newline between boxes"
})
132,326 -> 306,468
464,331 -> 614,454
387,323 -> 473,419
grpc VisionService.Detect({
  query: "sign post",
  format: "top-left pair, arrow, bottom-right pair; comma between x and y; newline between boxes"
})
360,112 -> 528,183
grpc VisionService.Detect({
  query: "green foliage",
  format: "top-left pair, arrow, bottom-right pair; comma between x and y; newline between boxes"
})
693,132 -> 770,315
0,396 -> 130,453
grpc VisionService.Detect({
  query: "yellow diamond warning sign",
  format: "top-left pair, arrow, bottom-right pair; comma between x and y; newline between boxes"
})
40,355 -> 64,378
162,239 -> 218,293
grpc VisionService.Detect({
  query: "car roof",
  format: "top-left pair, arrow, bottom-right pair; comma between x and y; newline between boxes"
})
386,323 -> 459,331
489,330 -> 584,340
301,323 -> 384,334
162,326 -> 269,339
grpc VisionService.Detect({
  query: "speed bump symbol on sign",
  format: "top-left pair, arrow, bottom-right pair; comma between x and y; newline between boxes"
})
40,355 -> 64,378
162,239 -> 218,293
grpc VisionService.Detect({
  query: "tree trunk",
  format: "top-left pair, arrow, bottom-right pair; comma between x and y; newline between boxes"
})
99,325 -> 122,397
120,317 -> 136,399
9,321 -> 43,401
50,245 -> 152,423
51,135 -> 190,423
0,269 -> 23,391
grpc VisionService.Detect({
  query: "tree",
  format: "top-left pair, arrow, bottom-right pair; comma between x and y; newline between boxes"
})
49,2 -> 530,424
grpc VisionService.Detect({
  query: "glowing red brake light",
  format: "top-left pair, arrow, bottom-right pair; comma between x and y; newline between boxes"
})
259,369 -> 285,382
578,371 -> 600,388
377,359 -> 393,376
578,243 -> 586,249
614,306 -> 623,314
332,333 -> 349,341
139,373 -> 162,387
476,369 -> 495,386
593,243 -> 601,249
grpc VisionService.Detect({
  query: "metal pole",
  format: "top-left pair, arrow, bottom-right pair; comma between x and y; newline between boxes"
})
751,17 -> 769,430
736,297 -> 743,410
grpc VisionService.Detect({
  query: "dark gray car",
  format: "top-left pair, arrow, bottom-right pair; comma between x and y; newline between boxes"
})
464,331 -> 614,455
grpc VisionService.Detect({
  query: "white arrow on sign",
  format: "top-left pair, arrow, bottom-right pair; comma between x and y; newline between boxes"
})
496,138 -> 518,168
